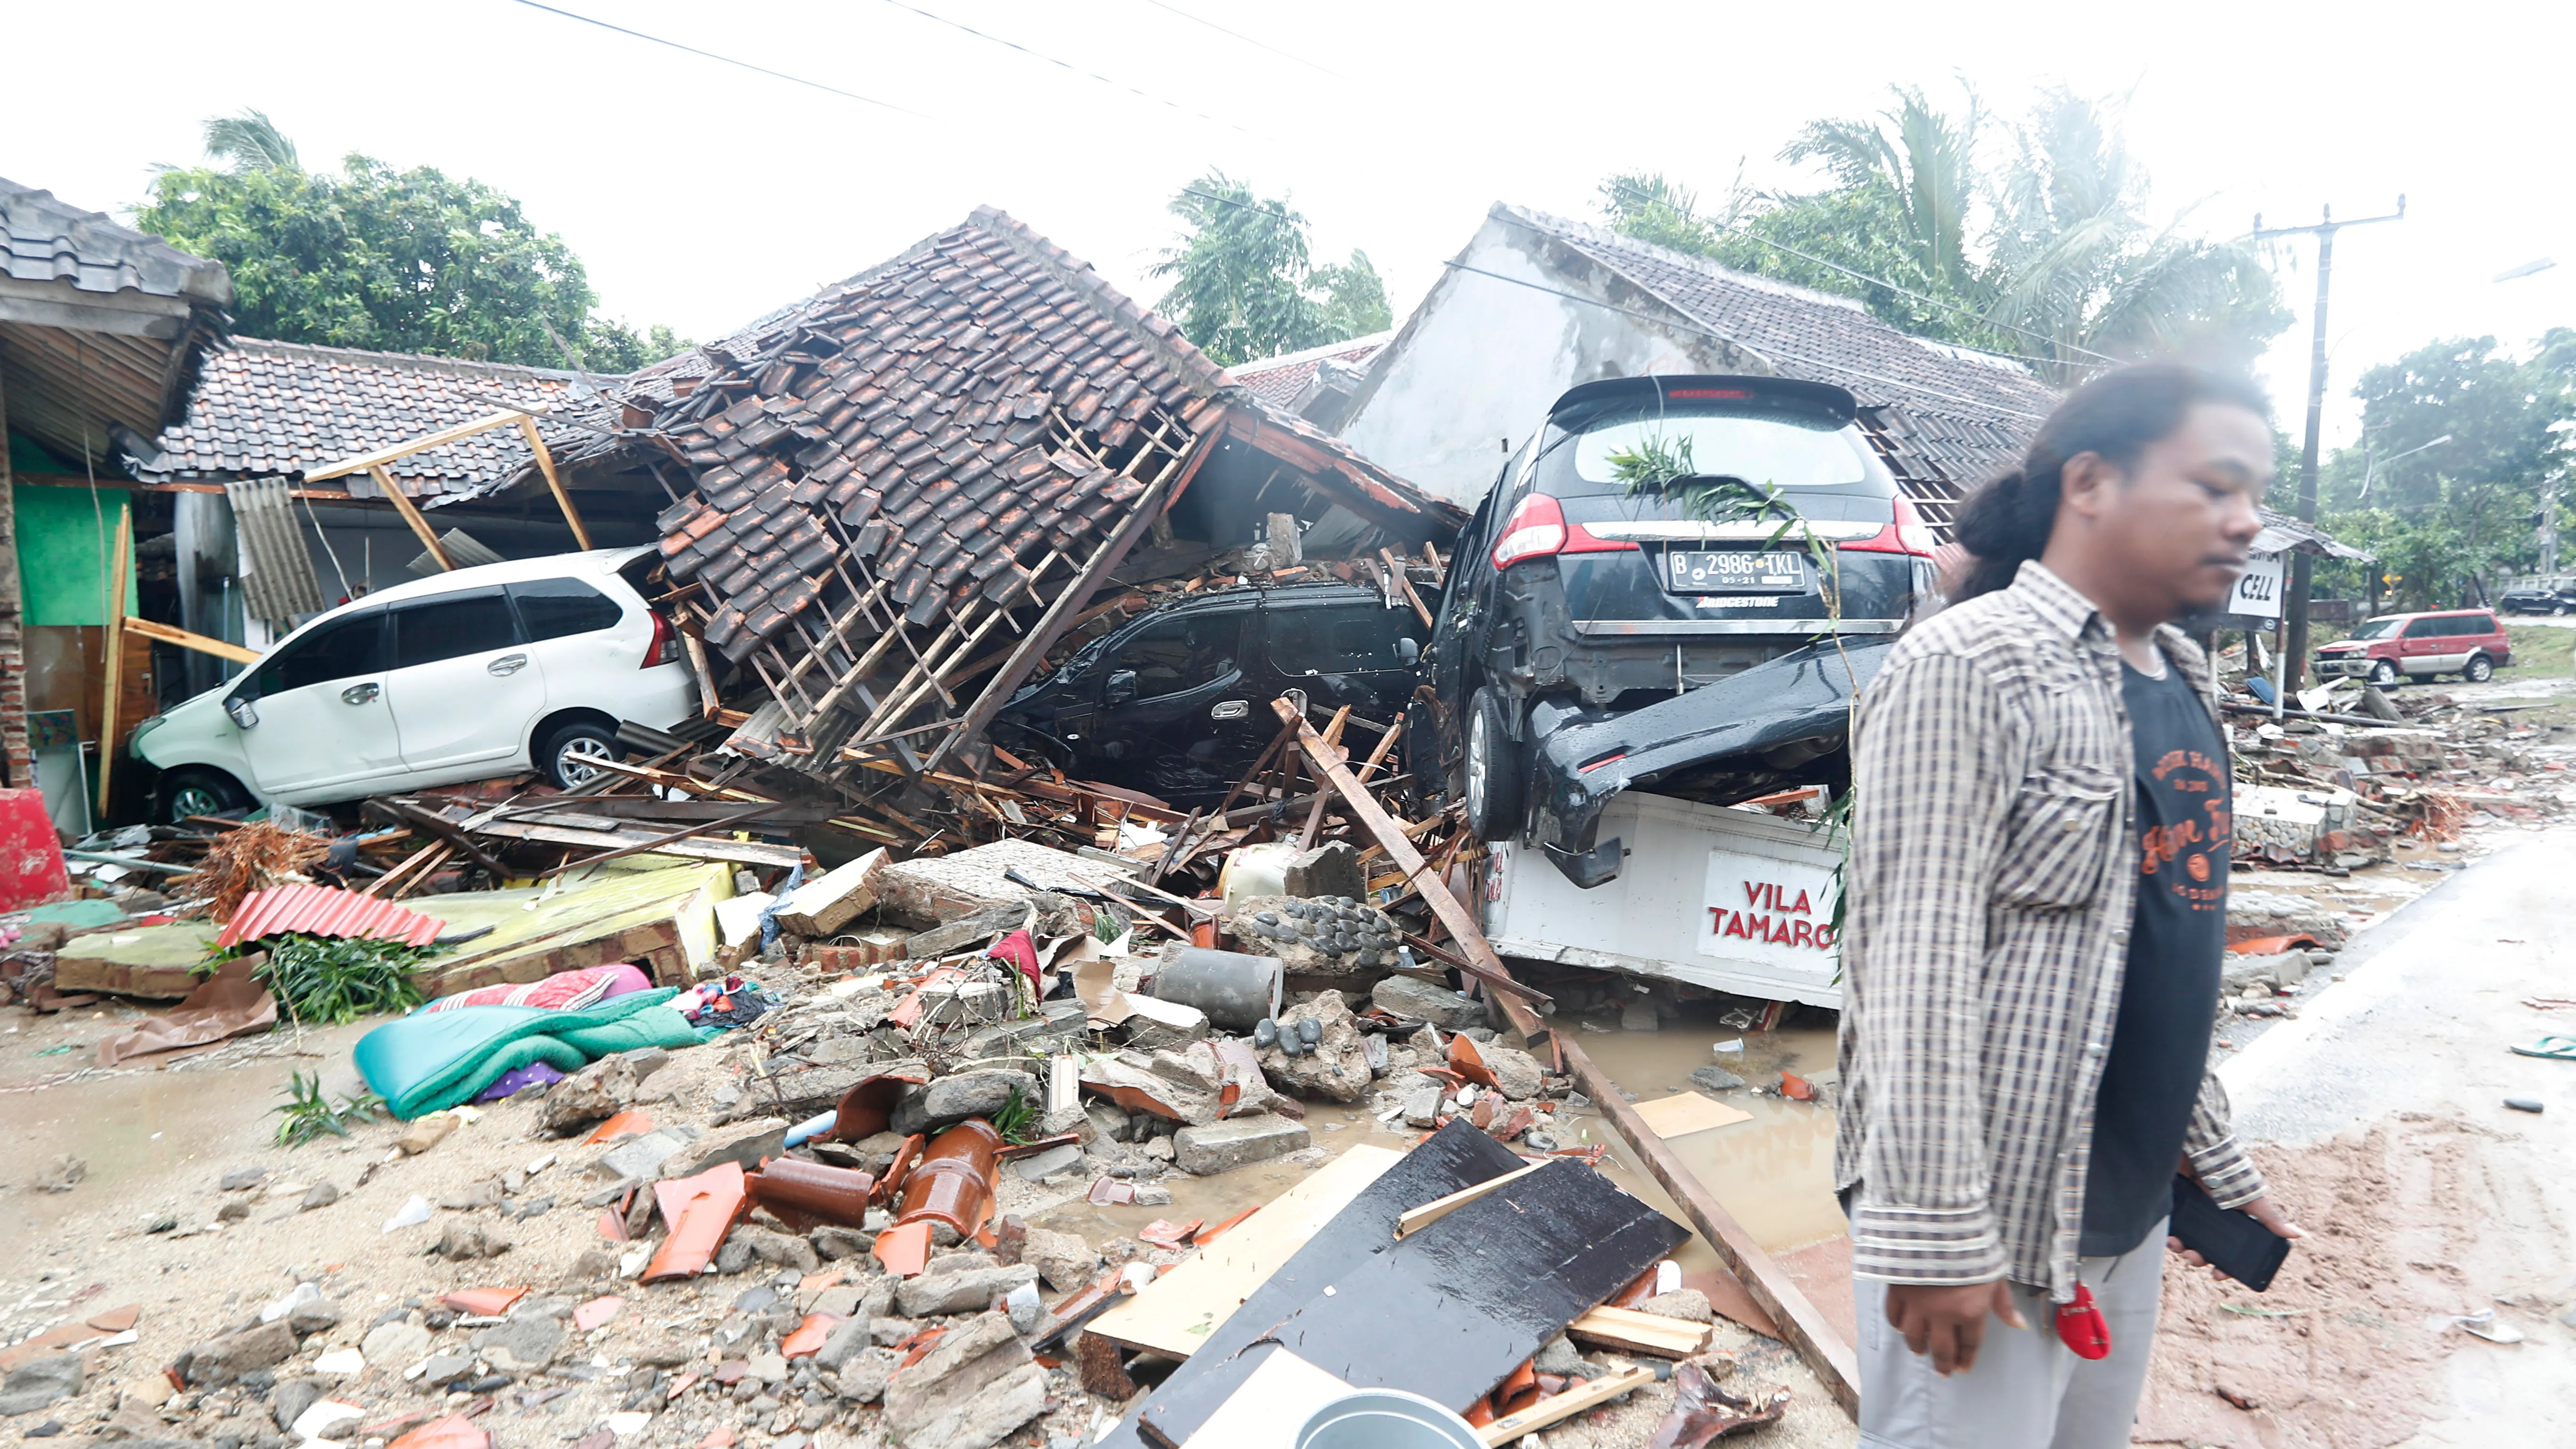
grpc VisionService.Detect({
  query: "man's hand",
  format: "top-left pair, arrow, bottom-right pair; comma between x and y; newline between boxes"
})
2166,1194 -> 2303,1281
1883,1280 -> 2028,1376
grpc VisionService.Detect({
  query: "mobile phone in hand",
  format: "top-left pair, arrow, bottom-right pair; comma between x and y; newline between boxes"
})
2168,1174 -> 2291,1292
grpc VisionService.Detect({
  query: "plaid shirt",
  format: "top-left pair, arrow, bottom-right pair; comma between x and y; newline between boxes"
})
1833,560 -> 2266,1300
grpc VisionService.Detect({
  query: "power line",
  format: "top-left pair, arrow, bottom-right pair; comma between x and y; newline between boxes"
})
1442,259 -> 2053,424
874,0 -> 1253,136
1599,176 -> 2124,368
507,0 -> 935,121
1136,0 -> 1347,80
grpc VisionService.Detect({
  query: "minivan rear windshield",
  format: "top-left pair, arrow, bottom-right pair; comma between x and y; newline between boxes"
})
1538,401 -> 1889,499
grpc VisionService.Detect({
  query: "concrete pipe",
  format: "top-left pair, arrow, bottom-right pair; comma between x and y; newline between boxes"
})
1146,944 -> 1284,1031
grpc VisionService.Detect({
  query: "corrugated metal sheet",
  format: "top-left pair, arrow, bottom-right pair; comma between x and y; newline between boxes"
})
216,884 -> 447,949
225,477 -> 328,629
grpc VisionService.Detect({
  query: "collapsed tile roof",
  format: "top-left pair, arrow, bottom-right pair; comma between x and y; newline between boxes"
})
1494,204 -> 2056,523
136,338 -> 610,505
1227,331 -> 1393,408
0,177 -> 231,466
638,207 -> 1458,765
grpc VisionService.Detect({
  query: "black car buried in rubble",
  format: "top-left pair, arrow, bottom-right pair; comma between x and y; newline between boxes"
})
1419,374 -> 1932,886
994,581 -> 1426,805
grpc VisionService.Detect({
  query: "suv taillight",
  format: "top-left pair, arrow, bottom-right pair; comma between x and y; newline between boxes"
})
644,610 -> 681,669
1489,493 -> 1638,569
1840,496 -> 1940,556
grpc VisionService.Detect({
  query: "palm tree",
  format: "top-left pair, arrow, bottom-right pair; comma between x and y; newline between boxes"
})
203,109 -> 300,172
1982,89 -> 2285,383
1780,83 -> 1984,300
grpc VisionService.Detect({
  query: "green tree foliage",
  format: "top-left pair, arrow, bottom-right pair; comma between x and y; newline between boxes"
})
1151,172 -> 1387,366
1984,90 -> 2287,380
137,113 -> 687,370
1312,249 -> 1393,341
2316,332 -> 2576,609
1598,87 -> 2290,382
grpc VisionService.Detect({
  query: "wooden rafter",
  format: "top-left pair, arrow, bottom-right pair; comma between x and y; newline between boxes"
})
301,406 -> 546,483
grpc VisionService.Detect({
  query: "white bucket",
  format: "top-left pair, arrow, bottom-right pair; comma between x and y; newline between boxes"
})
1294,1389 -> 1482,1449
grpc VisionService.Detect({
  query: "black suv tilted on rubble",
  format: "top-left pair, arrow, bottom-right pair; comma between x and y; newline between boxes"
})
1425,374 -> 1937,851
995,581 -> 1425,805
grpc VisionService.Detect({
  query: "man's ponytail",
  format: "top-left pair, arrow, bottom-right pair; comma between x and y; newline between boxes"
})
1950,362 -> 2272,602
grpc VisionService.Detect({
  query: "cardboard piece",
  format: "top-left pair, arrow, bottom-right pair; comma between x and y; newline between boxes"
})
92,957 -> 277,1065
1632,1092 -> 1754,1140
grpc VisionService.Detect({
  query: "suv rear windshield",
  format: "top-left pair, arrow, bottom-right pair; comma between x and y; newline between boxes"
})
1538,399 -> 1890,501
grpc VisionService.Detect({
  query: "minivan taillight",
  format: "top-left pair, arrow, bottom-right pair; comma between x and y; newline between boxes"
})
1840,495 -> 1940,556
1488,493 -> 1639,569
644,610 -> 681,669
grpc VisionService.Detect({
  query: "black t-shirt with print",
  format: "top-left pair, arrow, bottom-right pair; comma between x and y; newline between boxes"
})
2078,659 -> 2231,1257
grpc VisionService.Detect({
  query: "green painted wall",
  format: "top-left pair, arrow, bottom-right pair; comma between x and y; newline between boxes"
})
14,484 -> 137,626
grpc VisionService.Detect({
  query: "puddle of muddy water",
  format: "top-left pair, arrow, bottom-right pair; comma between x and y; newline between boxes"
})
2,1020 -> 374,1238
1564,1008 -> 1847,1265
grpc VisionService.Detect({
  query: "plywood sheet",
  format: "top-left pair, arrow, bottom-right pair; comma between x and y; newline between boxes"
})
1089,1144 -> 1402,1357
1104,1121 -> 1525,1449
1633,1091 -> 1753,1139
1242,1159 -> 1690,1413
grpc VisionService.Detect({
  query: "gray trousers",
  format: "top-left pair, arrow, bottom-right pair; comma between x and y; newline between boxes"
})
1854,1220 -> 2166,1449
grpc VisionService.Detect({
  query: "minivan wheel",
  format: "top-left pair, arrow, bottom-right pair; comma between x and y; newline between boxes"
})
2367,659 -> 2401,686
540,722 -> 624,789
1463,687 -> 1525,843
2463,654 -> 2495,683
158,767 -> 249,824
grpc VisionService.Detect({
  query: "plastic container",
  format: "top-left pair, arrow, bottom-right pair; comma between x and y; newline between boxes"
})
1295,1389 -> 1481,1449
1218,841 -> 1301,914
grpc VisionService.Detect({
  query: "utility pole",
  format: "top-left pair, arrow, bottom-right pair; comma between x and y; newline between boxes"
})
2250,198 -> 2405,688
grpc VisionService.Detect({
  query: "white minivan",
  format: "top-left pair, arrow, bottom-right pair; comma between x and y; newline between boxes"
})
133,547 -> 697,821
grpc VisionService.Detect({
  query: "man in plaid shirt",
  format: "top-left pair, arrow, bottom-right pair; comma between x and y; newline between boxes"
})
1836,363 -> 2304,1447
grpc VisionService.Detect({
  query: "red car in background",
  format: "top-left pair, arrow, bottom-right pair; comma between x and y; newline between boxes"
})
2312,608 -> 2512,685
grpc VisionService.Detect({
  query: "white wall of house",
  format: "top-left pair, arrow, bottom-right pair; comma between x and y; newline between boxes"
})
1336,213 -> 1759,511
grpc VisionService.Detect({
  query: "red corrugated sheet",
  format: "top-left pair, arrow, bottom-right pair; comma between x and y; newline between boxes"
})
215,884 -> 448,949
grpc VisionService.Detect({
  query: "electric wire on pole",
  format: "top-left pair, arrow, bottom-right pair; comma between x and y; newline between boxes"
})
2248,198 -> 2406,689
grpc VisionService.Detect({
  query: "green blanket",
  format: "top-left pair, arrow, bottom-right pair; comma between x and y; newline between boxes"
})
354,988 -> 712,1119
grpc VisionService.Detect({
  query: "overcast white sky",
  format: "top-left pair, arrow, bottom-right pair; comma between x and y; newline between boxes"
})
16,0 -> 2574,453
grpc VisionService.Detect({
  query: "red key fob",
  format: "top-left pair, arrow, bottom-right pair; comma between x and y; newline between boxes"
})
2054,1281 -> 2112,1360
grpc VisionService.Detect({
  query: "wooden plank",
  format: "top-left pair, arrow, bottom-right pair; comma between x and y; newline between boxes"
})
95,505 -> 131,816
1632,1092 -> 1754,1139
1268,698 -> 1860,1416
1565,1304 -> 1713,1358
1381,547 -> 1435,629
1089,1145 -> 1402,1358
368,464 -> 451,571
462,816 -> 802,869
1479,1365 -> 1656,1446
122,615 -> 261,665
516,415 -> 592,549
303,407 -> 541,482
1393,1161 -> 1544,1239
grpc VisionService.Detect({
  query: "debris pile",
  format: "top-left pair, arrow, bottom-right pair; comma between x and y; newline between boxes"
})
2220,679 -> 2571,872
